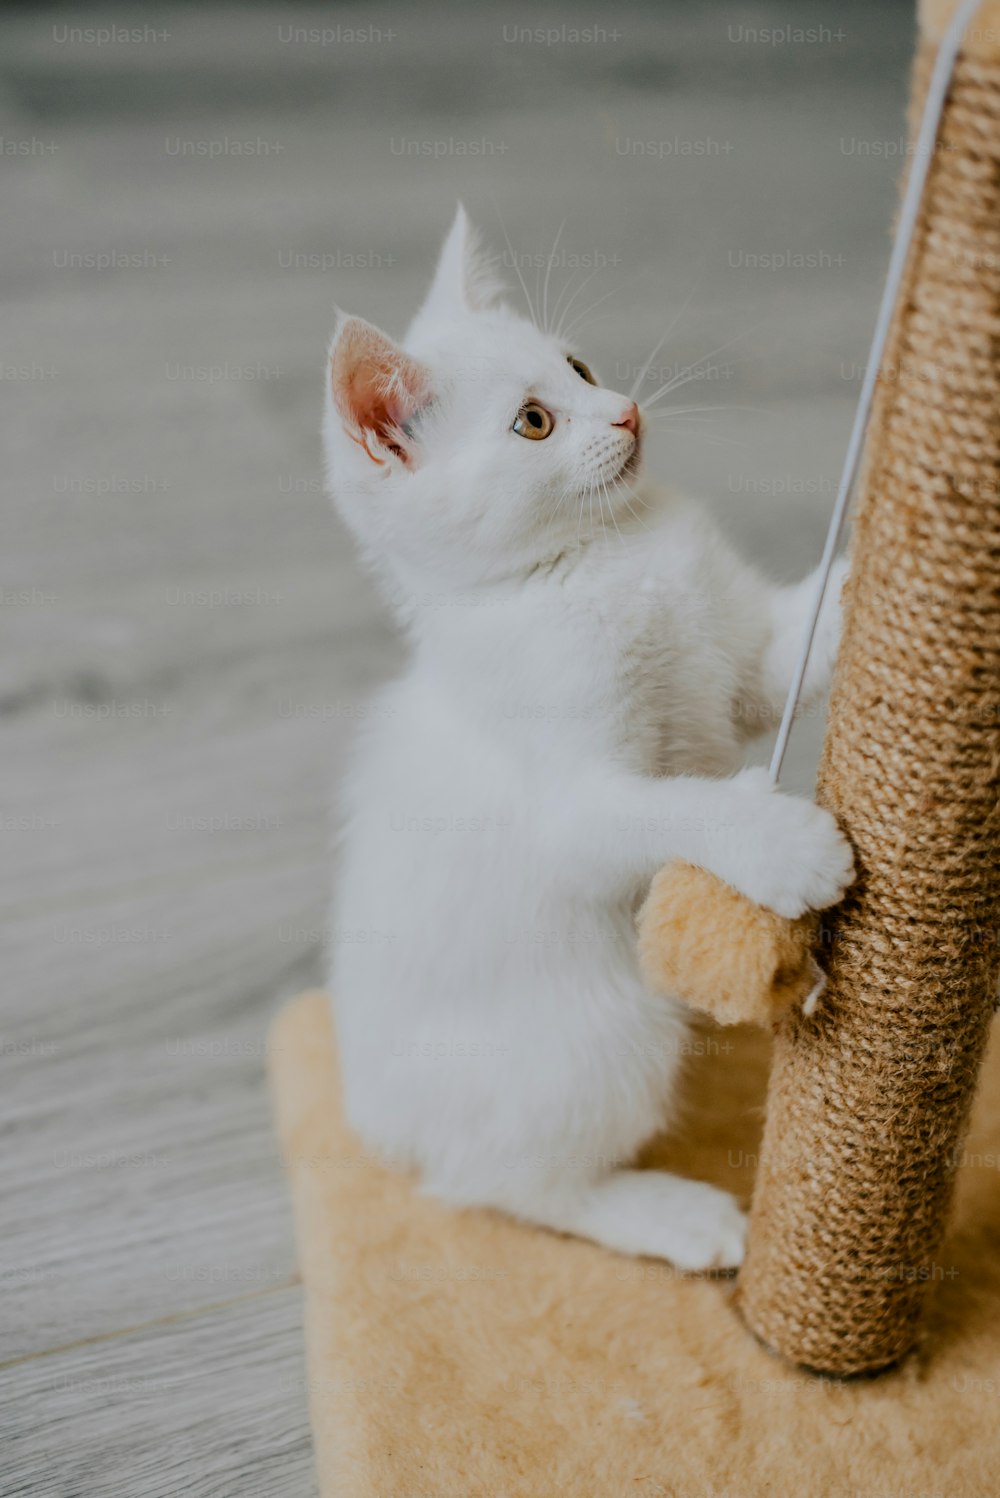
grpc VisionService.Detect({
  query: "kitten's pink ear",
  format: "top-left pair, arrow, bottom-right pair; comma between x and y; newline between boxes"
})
409,203 -> 502,333
329,316 -> 433,468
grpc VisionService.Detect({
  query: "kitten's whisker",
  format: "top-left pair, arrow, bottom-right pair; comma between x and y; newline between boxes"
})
541,220 -> 566,336
596,476 -> 614,545
628,279 -> 702,401
565,309 -> 616,342
641,325 -> 761,408
560,287 -> 619,344
648,329 -> 761,402
620,492 -> 652,534
545,475 -> 579,528
635,353 -> 759,409
600,474 -> 626,548
593,465 -> 650,536
646,403 -> 769,419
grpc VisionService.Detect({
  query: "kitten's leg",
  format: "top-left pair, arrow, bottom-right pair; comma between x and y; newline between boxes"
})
545,766 -> 853,918
440,1170 -> 747,1271
556,1170 -> 747,1270
751,556 -> 848,728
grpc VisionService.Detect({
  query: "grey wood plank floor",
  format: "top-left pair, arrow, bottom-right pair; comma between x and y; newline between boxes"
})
1,1 -> 913,1492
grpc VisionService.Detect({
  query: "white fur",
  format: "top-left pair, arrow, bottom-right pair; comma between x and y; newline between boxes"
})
323,207 -> 852,1271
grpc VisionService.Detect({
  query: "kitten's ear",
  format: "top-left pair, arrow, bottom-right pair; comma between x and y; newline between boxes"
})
410,204 -> 502,331
329,315 -> 434,468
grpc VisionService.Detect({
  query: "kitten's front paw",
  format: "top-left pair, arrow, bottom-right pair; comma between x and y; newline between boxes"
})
720,769 -> 855,919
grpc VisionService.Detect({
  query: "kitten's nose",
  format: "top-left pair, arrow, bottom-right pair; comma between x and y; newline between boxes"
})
613,401 -> 640,436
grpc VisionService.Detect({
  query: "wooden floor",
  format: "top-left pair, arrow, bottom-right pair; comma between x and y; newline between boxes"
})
1,2 -> 913,1492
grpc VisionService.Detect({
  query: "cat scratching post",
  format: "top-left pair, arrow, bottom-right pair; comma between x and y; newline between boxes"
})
738,0 -> 1000,1376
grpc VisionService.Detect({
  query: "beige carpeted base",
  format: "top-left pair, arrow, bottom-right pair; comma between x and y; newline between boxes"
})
270,992 -> 1000,1497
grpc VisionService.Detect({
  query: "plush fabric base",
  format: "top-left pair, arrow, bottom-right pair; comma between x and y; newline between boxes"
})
270,992 -> 1000,1497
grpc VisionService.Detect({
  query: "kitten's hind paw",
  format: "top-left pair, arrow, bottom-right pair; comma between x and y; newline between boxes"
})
659,1182 -> 748,1273
563,1171 -> 748,1272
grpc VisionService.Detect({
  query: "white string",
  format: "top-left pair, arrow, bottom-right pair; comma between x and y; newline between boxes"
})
767,0 -> 983,785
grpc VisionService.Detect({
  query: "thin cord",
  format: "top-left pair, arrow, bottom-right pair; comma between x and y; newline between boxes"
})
768,0 -> 983,785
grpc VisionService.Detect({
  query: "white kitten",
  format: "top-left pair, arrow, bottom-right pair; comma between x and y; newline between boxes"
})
323,206 -> 852,1270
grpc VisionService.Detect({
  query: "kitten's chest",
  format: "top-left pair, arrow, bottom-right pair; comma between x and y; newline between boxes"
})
619,589 -> 739,774
547,565 -> 741,774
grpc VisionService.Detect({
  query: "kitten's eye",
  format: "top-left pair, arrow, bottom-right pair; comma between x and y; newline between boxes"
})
567,356 -> 596,385
512,401 -> 555,440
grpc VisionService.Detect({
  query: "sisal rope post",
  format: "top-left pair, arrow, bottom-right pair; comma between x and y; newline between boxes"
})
738,0 -> 1000,1376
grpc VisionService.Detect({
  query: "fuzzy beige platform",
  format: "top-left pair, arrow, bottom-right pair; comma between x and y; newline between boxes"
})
270,991 -> 1000,1497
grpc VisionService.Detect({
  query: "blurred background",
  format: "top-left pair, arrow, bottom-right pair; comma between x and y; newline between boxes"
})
3,2 -> 913,1492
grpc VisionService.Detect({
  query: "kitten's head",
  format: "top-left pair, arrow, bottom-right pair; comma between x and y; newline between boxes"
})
323,205 -> 642,597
